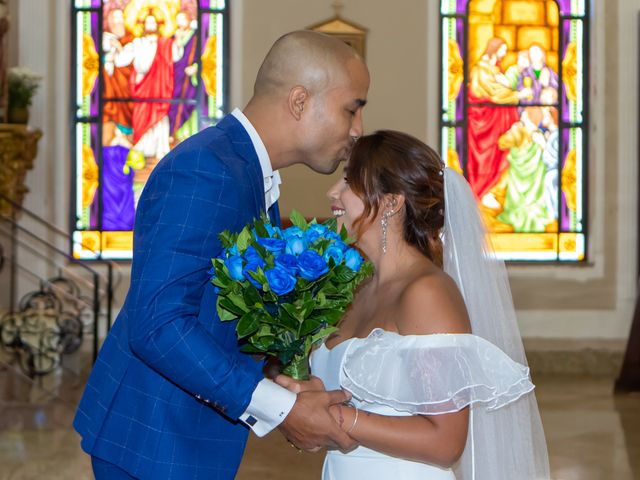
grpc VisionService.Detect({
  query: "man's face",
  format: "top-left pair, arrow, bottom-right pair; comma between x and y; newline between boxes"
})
176,12 -> 189,30
529,45 -> 544,65
497,43 -> 507,60
144,15 -> 158,34
108,9 -> 125,38
298,59 -> 370,175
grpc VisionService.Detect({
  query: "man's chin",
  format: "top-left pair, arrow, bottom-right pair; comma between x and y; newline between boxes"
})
309,159 -> 342,175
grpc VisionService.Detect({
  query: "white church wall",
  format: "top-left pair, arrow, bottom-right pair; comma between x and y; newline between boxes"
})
7,0 -> 638,341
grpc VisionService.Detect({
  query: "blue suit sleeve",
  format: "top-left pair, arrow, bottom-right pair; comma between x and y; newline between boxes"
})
127,148 -> 262,420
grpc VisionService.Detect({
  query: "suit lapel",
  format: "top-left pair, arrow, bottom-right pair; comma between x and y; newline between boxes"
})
215,115 -> 266,215
268,201 -> 282,227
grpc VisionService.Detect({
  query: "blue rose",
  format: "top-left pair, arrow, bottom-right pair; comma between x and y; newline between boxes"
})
264,223 -> 282,238
275,253 -> 299,275
327,237 -> 348,253
225,244 -> 239,257
282,226 -> 304,240
344,248 -> 364,272
265,266 -> 297,296
297,250 -> 329,281
243,246 -> 263,264
224,255 -> 245,281
323,244 -> 344,265
257,237 -> 286,254
325,231 -> 343,243
243,261 -> 264,289
305,223 -> 329,244
285,236 -> 306,255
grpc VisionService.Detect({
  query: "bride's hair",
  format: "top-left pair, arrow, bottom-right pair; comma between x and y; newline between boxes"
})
345,130 -> 446,267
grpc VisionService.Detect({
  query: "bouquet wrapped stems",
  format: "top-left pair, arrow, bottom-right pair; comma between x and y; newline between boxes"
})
211,211 -> 373,380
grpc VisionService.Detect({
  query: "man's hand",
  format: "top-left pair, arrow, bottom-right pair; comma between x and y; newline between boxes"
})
278,388 -> 358,453
275,374 -> 325,393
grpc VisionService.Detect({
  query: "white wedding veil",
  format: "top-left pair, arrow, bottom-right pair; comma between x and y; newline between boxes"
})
442,169 -> 550,480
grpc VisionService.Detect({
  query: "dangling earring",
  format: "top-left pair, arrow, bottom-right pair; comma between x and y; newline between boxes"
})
381,210 -> 393,254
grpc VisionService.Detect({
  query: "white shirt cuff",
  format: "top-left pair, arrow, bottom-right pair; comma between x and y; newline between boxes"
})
239,378 -> 297,437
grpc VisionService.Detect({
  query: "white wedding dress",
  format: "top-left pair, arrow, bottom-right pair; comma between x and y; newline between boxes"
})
310,328 -> 536,480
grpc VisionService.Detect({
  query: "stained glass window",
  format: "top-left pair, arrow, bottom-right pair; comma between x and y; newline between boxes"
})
440,0 -> 587,261
71,0 -> 228,259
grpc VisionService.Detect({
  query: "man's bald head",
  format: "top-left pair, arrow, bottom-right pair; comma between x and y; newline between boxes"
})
253,30 -> 362,98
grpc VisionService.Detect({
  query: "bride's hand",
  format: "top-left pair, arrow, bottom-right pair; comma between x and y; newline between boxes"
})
327,404 -> 359,451
275,374 -> 326,393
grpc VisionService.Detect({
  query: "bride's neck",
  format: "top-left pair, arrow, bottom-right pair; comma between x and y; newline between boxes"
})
363,237 -> 425,287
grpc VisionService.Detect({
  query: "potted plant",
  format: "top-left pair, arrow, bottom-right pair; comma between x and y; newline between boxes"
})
7,67 -> 42,124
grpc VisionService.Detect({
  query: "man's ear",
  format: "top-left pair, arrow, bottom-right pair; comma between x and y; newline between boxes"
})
288,85 -> 309,121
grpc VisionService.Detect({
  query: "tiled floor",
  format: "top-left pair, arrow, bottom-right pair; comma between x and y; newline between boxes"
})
1,360 -> 639,480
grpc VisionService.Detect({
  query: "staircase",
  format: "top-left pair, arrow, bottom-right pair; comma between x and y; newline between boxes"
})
0,194 -> 121,406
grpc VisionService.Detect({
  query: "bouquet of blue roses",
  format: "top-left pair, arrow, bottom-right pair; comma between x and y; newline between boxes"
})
210,211 -> 373,380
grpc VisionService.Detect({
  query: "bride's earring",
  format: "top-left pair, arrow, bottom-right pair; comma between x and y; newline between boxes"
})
381,210 -> 393,254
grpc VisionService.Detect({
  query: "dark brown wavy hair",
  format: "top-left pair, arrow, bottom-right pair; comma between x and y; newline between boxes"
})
345,130 -> 446,267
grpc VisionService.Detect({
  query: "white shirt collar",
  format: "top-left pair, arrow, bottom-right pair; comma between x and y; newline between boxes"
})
231,108 -> 281,209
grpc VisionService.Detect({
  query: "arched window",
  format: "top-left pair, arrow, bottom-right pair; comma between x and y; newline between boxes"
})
71,0 -> 229,259
440,0 -> 587,261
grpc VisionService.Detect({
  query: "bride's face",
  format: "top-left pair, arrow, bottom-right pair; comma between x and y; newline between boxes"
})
326,174 -> 365,237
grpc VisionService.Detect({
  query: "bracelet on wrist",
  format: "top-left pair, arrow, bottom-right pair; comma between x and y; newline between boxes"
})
347,406 -> 359,434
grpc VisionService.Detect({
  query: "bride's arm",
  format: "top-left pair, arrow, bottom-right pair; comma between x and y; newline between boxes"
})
337,272 -> 472,467
332,404 -> 468,467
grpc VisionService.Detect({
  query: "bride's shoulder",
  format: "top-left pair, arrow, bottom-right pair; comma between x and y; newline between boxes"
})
396,271 -> 471,336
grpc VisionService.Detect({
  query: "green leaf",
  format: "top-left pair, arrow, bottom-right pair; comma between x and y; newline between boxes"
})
253,217 -> 270,238
281,303 -> 302,322
312,239 -> 332,255
227,291 -> 249,313
333,265 -> 358,283
217,298 -> 238,321
242,285 -> 262,309
278,305 -> 301,331
299,316 -> 323,336
340,224 -> 354,243
236,311 -> 262,338
218,230 -> 235,249
252,334 -> 276,351
289,209 -> 308,230
310,309 -> 344,326
323,216 -> 337,232
237,226 -> 253,251
218,297 -> 246,316
311,326 -> 339,345
240,343 -> 264,354
300,299 -> 316,320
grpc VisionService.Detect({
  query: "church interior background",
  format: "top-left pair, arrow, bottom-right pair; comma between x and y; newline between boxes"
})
0,0 -> 638,478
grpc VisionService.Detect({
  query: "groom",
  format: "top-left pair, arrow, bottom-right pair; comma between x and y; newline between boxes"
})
74,30 -> 370,479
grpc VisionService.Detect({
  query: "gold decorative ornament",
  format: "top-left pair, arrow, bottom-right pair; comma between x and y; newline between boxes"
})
307,1 -> 368,60
82,33 -> 99,97
561,149 -> 577,212
201,35 -> 217,98
448,39 -> 463,100
81,144 -> 99,209
447,148 -> 463,175
0,124 -> 42,218
562,42 -> 578,102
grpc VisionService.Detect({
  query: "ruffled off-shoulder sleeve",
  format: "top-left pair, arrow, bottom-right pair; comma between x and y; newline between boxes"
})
340,329 -> 534,415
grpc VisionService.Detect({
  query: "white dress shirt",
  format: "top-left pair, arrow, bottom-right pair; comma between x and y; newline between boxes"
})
230,108 -> 296,436
231,108 -> 282,210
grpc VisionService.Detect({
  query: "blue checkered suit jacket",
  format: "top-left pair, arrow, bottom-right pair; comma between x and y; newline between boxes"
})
74,115 -> 280,479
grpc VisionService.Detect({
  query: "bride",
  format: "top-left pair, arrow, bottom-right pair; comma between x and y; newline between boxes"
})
277,130 -> 550,479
